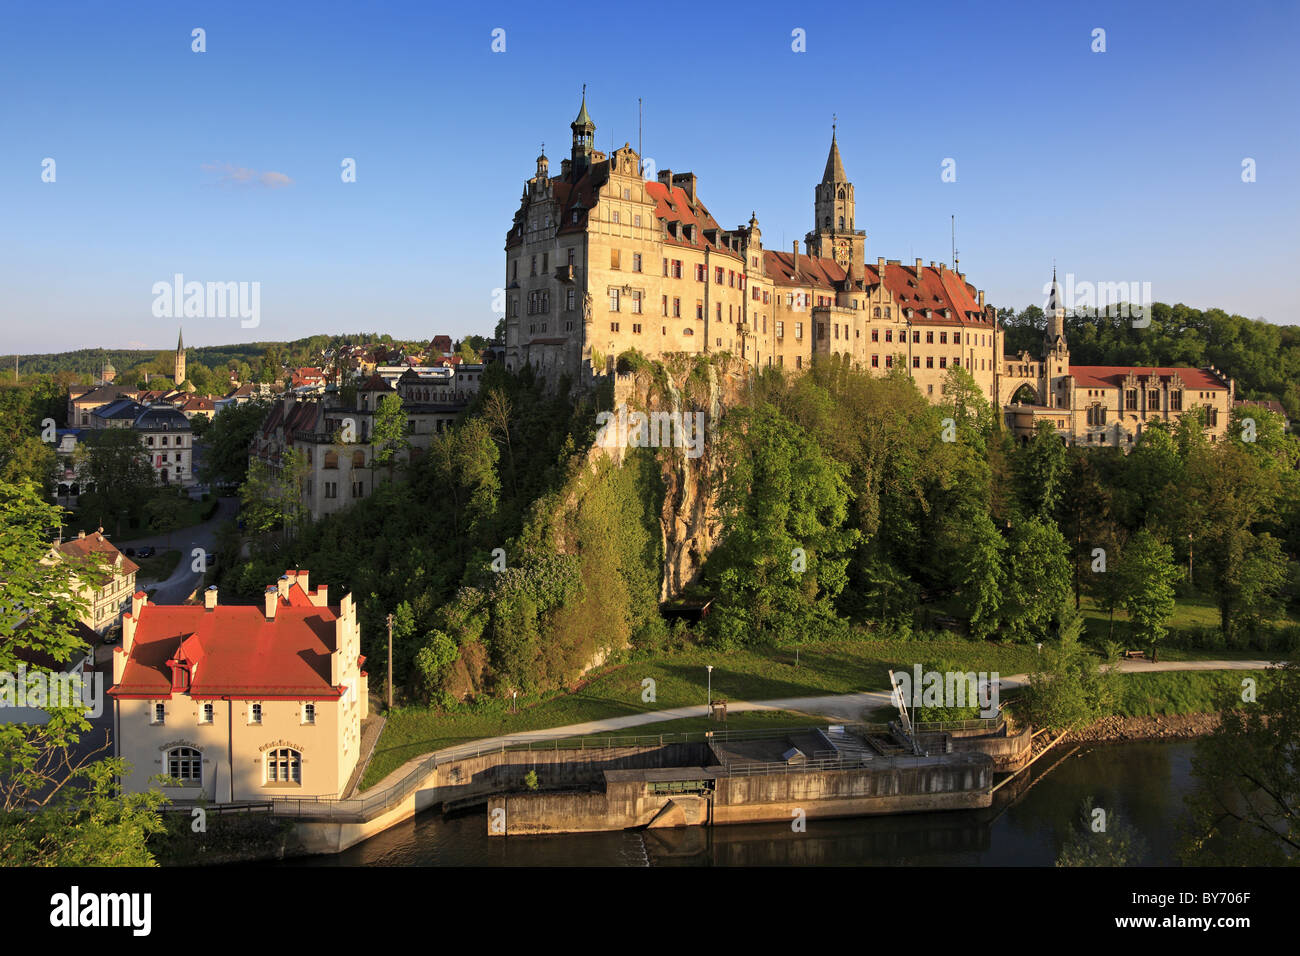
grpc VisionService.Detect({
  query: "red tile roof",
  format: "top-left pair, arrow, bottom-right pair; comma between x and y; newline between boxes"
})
57,531 -> 139,576
762,253 -> 992,326
1069,366 -> 1227,391
109,579 -> 344,699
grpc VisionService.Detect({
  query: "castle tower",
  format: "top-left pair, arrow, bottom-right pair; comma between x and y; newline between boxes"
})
570,86 -> 596,178
1042,267 -> 1070,407
806,121 -> 865,277
174,328 -> 186,386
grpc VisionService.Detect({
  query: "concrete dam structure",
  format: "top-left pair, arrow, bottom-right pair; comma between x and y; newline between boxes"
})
487,725 -> 1010,837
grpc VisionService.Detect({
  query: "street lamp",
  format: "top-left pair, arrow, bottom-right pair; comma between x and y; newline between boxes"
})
705,665 -> 713,718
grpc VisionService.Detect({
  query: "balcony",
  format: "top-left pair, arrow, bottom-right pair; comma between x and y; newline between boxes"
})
554,264 -> 576,283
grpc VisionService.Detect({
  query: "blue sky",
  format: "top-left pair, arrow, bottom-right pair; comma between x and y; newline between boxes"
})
2,0 -> 1297,355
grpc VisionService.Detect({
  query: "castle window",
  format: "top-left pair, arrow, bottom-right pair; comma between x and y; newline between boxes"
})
913,357 -> 921,368
673,298 -> 681,317
926,331 -> 934,344
673,260 -> 683,278
1170,390 -> 1182,411
1125,389 -> 1138,410
871,329 -> 878,342
631,292 -> 643,314
939,357 -> 947,369
250,703 -> 263,725
913,331 -> 920,343
633,253 -> 642,272
940,331 -> 947,344
567,289 -> 576,311
1148,390 -> 1159,409
572,211 -> 579,224
871,355 -> 879,368
926,357 -> 934,368
632,324 -> 642,334
695,264 -> 705,281
885,355 -> 893,368
874,307 -> 881,318
612,211 -> 620,224
610,322 -> 620,332
885,307 -> 891,318
886,330 -> 893,343
611,249 -> 621,269
609,289 -> 620,311
201,703 -> 214,724
634,215 -> 642,227
303,703 -> 316,725
696,300 -> 703,319
795,322 -> 803,340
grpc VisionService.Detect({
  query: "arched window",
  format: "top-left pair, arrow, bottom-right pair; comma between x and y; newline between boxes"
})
838,216 -> 844,229
166,747 -> 202,785
837,188 -> 845,200
352,450 -> 365,468
873,307 -> 881,318
265,748 -> 301,785
323,450 -> 338,469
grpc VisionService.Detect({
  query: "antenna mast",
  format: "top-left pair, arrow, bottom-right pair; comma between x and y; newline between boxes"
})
638,97 -> 642,177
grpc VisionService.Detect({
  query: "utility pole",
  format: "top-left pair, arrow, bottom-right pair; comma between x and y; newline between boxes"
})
706,664 -> 713,718
386,612 -> 394,710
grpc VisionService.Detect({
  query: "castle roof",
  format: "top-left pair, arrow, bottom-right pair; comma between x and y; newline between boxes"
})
1069,366 -> 1227,391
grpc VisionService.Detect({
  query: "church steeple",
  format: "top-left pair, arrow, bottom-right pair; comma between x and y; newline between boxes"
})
1044,265 -> 1068,357
174,327 -> 186,386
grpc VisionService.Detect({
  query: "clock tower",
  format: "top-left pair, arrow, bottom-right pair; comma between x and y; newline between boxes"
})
806,121 -> 865,278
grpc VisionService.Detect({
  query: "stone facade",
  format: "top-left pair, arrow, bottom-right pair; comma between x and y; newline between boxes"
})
504,96 -> 1234,450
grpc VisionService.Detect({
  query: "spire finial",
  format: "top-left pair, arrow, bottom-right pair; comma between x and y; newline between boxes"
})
832,113 -> 837,138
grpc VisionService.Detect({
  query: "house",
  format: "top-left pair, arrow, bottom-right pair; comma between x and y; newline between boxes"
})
50,529 -> 139,635
133,404 -> 194,486
108,572 -> 368,802
68,384 -> 139,427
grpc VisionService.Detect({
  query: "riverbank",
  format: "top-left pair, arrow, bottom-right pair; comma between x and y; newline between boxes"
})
1068,711 -> 1219,743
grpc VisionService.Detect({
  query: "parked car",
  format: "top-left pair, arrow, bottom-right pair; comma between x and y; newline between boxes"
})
136,546 -> 156,558
123,548 -> 136,557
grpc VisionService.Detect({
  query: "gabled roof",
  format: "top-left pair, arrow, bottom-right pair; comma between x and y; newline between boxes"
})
92,398 -> 147,421
1070,366 -> 1227,391
56,531 -> 139,576
109,578 -> 343,699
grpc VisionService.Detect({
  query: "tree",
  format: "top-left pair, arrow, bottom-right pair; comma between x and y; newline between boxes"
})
1016,420 -> 1068,520
708,404 -> 858,647
1001,517 -> 1072,643
0,478 -> 167,865
959,511 -> 1006,640
143,491 -> 187,550
1113,529 -> 1180,659
74,428 -> 157,535
371,393 -> 410,483
201,400 -> 268,490
1024,609 -> 1120,732
481,389 -> 518,498
238,448 -> 309,543
1181,662 -> 1300,865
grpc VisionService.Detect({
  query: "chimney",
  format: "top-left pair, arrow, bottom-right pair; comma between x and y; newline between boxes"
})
297,569 -> 309,593
77,530 -> 85,540
131,590 -> 147,620
121,611 -> 137,657
204,585 -> 218,611
657,169 -> 673,186
877,256 -> 886,278
978,290 -> 985,309
264,586 -> 278,621
915,258 -> 923,275
277,574 -> 290,600
792,241 -> 800,273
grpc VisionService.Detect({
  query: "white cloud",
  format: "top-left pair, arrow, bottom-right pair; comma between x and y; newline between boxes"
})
201,162 -> 293,188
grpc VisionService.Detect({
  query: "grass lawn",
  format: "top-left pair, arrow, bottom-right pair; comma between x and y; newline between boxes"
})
1113,670 -> 1273,717
133,549 -> 182,582
360,638 -> 1042,789
1078,592 -> 1299,642
69,490 -> 214,541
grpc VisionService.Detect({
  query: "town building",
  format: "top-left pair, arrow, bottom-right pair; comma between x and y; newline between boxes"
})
48,529 -> 139,635
134,404 -> 194,486
251,378 -> 470,521
108,572 -> 368,802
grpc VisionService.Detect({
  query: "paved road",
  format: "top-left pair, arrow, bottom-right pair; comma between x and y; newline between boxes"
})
115,496 -> 239,605
365,657 -> 1283,792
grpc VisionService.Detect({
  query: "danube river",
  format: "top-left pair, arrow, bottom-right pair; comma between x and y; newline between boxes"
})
286,739 -> 1200,866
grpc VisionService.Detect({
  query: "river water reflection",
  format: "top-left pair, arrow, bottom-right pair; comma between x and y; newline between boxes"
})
288,740 -> 1198,867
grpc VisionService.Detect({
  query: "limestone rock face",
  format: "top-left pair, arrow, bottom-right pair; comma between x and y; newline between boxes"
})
586,356 -> 746,603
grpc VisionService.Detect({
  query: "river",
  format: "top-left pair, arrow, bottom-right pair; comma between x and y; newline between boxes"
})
285,739 -> 1200,866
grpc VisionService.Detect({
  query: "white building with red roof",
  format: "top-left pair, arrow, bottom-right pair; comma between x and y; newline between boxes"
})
109,571 -> 368,802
